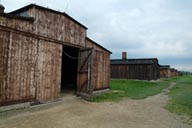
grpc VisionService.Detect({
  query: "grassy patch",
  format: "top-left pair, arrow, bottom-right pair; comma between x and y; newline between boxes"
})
92,79 -> 169,102
166,75 -> 192,119
92,76 -> 192,122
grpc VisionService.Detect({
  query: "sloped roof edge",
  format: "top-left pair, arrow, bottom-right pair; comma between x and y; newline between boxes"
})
159,65 -> 170,69
111,58 -> 159,65
86,37 -> 112,54
0,12 -> 34,21
9,4 -> 88,29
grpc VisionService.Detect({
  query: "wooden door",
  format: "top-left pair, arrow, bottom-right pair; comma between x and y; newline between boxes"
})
77,48 -> 94,99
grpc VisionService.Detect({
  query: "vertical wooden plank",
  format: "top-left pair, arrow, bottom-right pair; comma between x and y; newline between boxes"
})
3,32 -> 8,104
5,31 -> 12,103
22,36 -> 26,99
19,34 -> 23,100
36,39 -> 41,101
9,32 -> 16,101
0,30 -> 9,105
104,52 -> 107,88
47,42 -> 51,100
0,31 -> 3,104
27,37 -> 32,100
25,36 -> 29,99
103,52 -> 107,88
50,44 -> 54,100
13,33 -> 19,101
95,51 -> 99,90
0,38 -> 3,103
35,40 -> 62,102
46,42 -> 50,101
31,38 -> 38,100
43,41 -> 47,101
2,32 -> 6,104
95,51 -> 98,90
85,38 -> 110,90
41,40 -> 46,101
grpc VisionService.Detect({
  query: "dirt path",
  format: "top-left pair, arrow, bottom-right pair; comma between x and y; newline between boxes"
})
0,84 -> 191,128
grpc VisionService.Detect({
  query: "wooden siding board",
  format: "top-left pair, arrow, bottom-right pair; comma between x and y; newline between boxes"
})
0,15 -> 33,33
77,49 -> 90,93
160,68 -> 171,78
30,8 -> 86,46
1,9 -> 86,48
36,40 -> 62,102
0,16 -> 6,26
0,32 -> 3,103
85,38 -> 110,90
4,32 -> 10,104
0,31 -> 9,105
0,34 -> 3,103
0,31 -> 33,105
0,5 -> 110,105
11,33 -> 35,102
0,28 -> 62,105
111,63 -> 160,80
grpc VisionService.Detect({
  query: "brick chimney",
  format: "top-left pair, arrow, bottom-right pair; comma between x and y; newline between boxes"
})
0,4 -> 5,13
122,52 -> 127,61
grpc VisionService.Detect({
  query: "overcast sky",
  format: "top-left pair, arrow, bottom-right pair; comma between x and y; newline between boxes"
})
1,0 -> 192,72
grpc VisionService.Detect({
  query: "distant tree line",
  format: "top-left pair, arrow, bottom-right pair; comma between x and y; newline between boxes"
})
181,71 -> 192,75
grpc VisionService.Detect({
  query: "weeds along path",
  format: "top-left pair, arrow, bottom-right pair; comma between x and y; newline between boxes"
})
162,82 -> 176,94
0,83 -> 191,128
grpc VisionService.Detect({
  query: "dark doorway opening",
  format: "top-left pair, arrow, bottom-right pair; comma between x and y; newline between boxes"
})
61,45 -> 79,95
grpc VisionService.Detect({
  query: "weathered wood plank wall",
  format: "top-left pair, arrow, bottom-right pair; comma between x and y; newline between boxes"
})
111,64 -> 159,80
160,69 -> 171,78
0,14 -> 33,32
0,30 -> 37,105
30,8 -> 86,47
93,50 -> 110,90
77,48 -> 93,96
170,69 -> 178,77
85,39 -> 110,90
0,30 -> 9,105
36,40 -> 62,102
0,5 -> 111,106
0,28 -> 62,106
1,6 -> 87,48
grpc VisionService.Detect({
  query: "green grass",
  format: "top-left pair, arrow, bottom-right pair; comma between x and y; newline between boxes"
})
166,75 -> 192,119
92,76 -> 192,122
92,79 -> 169,102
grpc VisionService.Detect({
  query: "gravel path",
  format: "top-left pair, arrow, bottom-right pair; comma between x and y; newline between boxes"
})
0,83 -> 191,128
